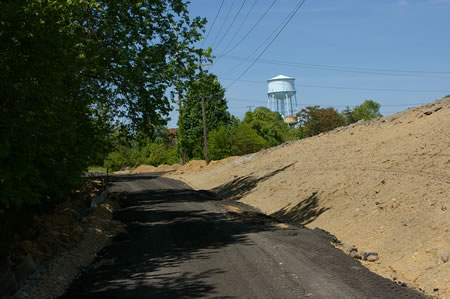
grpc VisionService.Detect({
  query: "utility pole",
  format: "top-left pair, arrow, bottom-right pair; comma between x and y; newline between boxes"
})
177,86 -> 186,165
201,94 -> 209,164
246,105 -> 254,112
197,53 -> 213,165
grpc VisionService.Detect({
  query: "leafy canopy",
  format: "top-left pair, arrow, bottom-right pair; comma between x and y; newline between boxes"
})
0,0 -> 206,211
349,100 -> 382,123
179,73 -> 231,160
242,107 -> 294,146
297,106 -> 345,137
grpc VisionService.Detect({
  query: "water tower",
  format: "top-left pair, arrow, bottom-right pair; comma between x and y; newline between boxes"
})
267,75 -> 297,120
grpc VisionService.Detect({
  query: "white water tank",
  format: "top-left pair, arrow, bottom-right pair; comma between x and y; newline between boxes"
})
267,75 -> 297,118
267,75 -> 296,99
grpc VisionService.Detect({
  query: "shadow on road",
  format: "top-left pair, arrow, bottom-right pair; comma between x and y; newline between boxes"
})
212,163 -> 295,201
62,175 -> 274,298
270,192 -> 330,226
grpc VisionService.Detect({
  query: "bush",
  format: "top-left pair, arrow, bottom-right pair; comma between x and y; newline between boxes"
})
209,126 -> 233,160
144,143 -> 178,166
231,125 -> 268,156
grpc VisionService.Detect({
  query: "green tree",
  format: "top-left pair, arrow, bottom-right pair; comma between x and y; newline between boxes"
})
103,125 -> 135,171
341,106 -> 355,125
242,107 -> 292,147
209,126 -> 234,160
141,143 -> 178,166
231,125 -> 268,156
297,106 -> 345,137
180,73 -> 231,160
0,0 -> 206,252
350,100 -> 382,122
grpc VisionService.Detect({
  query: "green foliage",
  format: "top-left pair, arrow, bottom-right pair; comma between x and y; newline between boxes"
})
146,144 -> 178,166
209,123 -> 268,159
208,109 -> 298,159
88,166 -> 108,173
0,0 -> 206,247
231,125 -> 268,156
297,106 -> 345,137
103,126 -> 179,171
340,106 -> 354,125
179,73 -> 231,160
340,100 -> 382,125
296,100 -> 382,137
209,126 -> 234,160
350,100 -> 382,122
242,107 -> 293,146
104,150 -> 133,171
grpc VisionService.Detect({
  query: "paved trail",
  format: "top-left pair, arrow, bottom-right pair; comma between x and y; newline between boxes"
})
62,174 -> 424,298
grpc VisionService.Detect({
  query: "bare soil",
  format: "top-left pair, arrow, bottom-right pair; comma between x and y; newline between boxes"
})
4,180 -> 125,298
163,98 -> 450,298
131,156 -> 237,175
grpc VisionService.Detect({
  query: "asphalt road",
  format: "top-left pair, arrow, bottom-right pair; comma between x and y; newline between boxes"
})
61,173 -> 424,298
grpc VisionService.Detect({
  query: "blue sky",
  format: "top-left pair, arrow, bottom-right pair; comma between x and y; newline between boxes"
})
168,0 -> 450,127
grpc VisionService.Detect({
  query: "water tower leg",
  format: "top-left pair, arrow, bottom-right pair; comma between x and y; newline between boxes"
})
290,96 -> 294,115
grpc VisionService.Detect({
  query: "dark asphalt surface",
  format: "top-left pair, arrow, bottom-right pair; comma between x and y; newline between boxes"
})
61,173 -> 425,298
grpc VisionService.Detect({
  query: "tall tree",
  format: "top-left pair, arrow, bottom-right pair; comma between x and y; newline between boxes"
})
0,0 -> 206,212
179,73 -> 231,160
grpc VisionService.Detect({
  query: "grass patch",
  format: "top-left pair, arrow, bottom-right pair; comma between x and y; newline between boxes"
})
88,166 -> 108,173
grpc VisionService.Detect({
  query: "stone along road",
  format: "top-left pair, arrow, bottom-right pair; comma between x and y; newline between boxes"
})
61,174 -> 424,298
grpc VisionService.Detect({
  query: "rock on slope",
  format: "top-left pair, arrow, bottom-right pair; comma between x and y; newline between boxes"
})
167,98 -> 450,298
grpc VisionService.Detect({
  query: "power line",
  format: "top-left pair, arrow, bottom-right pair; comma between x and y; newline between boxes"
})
227,0 -> 306,89
222,0 -> 258,54
223,0 -> 296,76
219,54 -> 450,79
224,0 -> 278,55
201,0 -> 225,49
221,77 -> 450,93
211,0 -> 236,49
226,97 -> 426,107
214,0 -> 248,52
222,0 -> 303,76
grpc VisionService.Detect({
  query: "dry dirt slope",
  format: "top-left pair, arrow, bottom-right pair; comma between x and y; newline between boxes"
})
167,98 -> 450,298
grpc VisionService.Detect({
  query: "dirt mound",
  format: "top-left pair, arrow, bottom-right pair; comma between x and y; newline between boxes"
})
3,180 -> 124,298
169,98 -> 450,298
132,164 -> 181,174
132,165 -> 157,174
178,160 -> 207,172
133,157 -> 238,176
156,163 -> 181,172
169,156 -> 238,176
7,180 -> 102,265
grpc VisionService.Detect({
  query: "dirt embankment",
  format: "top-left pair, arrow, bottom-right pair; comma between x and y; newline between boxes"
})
166,98 -> 450,298
2,180 -> 125,298
132,156 -> 237,175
